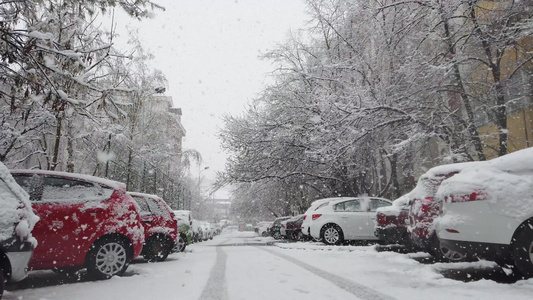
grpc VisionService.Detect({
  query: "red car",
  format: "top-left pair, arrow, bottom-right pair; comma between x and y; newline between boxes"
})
127,192 -> 178,262
407,161 -> 481,261
374,195 -> 413,248
11,170 -> 145,279
284,214 -> 305,241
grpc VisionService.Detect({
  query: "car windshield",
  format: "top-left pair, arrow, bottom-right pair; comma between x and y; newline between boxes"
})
2,1 -> 532,299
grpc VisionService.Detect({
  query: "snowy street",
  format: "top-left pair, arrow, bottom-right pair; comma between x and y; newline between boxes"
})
5,227 -> 533,300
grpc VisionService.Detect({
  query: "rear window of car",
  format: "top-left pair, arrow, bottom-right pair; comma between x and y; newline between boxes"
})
14,174 -> 114,203
333,200 -> 361,212
131,196 -> 151,215
315,202 -> 329,210
370,199 -> 391,211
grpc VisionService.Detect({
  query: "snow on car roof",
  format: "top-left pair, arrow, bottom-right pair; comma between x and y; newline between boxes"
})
436,148 -> 533,219
10,169 -> 126,190
487,147 -> 533,173
421,160 -> 486,179
405,160 -> 485,200
173,210 -> 191,217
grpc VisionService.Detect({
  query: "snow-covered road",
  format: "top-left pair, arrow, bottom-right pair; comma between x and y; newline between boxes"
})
5,228 -> 533,300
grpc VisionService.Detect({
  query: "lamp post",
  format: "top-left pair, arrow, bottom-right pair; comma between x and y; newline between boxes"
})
192,166 -> 209,211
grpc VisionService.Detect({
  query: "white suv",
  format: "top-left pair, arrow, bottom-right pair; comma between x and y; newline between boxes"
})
436,147 -> 533,277
0,162 -> 39,297
309,197 -> 392,245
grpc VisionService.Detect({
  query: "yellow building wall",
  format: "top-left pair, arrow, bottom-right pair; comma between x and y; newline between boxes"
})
478,107 -> 533,159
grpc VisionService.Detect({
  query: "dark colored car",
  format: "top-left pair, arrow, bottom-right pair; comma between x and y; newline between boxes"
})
270,216 -> 291,240
12,169 -> 145,279
128,192 -> 179,262
0,163 -> 38,298
374,195 -> 413,248
284,215 -> 305,241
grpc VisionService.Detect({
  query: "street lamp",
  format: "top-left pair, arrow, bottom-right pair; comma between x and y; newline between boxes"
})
191,166 -> 209,211
198,166 -> 210,183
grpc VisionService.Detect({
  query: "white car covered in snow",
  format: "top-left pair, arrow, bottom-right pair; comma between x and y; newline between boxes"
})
255,221 -> 272,237
309,197 -> 392,245
0,162 -> 38,295
301,198 -> 340,238
436,147 -> 533,277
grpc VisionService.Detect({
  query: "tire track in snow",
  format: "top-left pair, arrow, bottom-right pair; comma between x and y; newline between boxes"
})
199,246 -> 229,300
259,246 -> 396,300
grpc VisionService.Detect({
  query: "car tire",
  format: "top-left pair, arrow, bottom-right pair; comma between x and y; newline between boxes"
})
86,238 -> 131,279
144,236 -> 172,262
321,224 -> 343,245
512,221 -> 533,278
429,235 -> 466,262
177,234 -> 187,252
261,231 -> 268,237
273,231 -> 282,240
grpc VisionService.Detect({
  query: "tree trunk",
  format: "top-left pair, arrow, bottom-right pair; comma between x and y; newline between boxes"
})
66,117 -> 75,173
50,116 -> 63,171
441,13 -> 486,161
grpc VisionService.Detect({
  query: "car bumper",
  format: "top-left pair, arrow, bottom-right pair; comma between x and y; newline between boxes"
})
6,250 -> 33,282
439,238 -> 512,264
374,226 -> 409,245
309,223 -> 322,240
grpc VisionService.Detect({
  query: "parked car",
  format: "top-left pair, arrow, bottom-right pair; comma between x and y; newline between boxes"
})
173,210 -> 194,252
191,219 -> 203,242
436,147 -> 533,277
301,198 -> 337,239
309,197 -> 392,245
11,169 -> 145,279
374,195 -> 412,248
270,216 -> 291,240
128,192 -> 178,261
284,214 -> 305,241
200,221 -> 213,240
0,163 -> 39,298
407,161 -> 482,261
254,221 -> 272,237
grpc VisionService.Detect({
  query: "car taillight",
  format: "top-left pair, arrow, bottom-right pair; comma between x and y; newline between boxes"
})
377,213 -> 387,225
446,190 -> 486,203
312,214 -> 322,220
281,224 -> 285,228
420,197 -> 433,213
303,215 -> 307,220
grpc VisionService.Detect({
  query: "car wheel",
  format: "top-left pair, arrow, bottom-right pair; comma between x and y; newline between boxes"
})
261,231 -> 268,237
428,235 -> 466,262
297,231 -> 304,241
321,224 -> 343,245
512,221 -> 533,278
87,238 -> 130,279
273,231 -> 282,240
439,245 -> 467,262
144,236 -> 172,262
177,234 -> 187,252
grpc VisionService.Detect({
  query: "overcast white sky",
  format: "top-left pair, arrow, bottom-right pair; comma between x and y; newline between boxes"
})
112,0 -> 309,198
